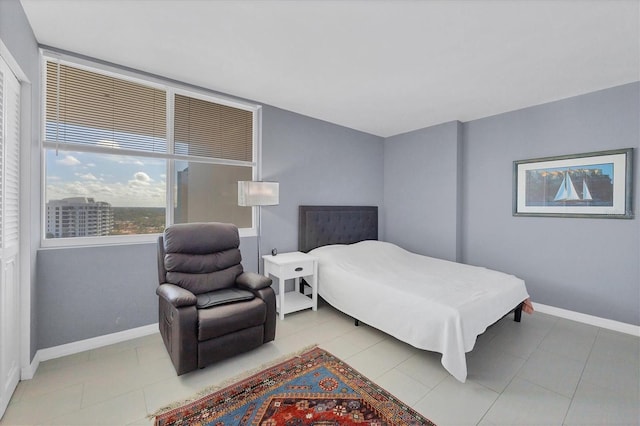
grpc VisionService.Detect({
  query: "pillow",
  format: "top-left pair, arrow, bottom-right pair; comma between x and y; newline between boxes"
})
196,288 -> 254,309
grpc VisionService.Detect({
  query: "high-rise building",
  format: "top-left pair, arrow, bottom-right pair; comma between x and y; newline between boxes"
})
46,197 -> 114,238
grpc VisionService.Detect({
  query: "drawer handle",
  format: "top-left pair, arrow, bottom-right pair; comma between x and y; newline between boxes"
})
295,267 -> 303,272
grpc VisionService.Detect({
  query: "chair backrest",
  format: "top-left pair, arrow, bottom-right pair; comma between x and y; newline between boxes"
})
158,222 -> 244,295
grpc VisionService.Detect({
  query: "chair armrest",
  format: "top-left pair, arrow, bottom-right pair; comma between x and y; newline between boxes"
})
156,283 -> 197,308
236,272 -> 272,291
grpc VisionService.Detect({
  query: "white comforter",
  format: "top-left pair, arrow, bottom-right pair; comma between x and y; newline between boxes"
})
309,240 -> 529,382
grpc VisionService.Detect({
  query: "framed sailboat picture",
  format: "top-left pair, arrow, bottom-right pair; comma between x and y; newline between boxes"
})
513,148 -> 633,218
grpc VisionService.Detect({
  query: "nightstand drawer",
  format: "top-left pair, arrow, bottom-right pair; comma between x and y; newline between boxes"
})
276,260 -> 314,280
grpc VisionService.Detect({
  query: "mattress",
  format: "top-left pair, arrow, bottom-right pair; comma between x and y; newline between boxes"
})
309,240 -> 529,382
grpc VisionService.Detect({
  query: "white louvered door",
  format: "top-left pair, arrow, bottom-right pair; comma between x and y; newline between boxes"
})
0,55 -> 21,420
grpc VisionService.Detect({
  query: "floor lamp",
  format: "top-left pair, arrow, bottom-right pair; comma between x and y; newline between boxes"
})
238,181 -> 279,274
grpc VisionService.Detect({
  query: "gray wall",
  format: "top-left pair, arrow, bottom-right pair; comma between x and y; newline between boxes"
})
35,105 -> 384,349
384,121 -> 462,261
462,83 -> 639,326
384,82 -> 639,326
0,0 -> 41,360
261,106 -> 385,263
36,244 -> 158,348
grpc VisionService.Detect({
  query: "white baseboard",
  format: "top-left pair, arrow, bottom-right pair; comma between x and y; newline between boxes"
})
20,352 -> 40,380
30,323 -> 159,375
533,303 -> 639,337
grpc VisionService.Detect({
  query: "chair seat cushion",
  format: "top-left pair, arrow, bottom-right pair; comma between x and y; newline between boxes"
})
197,298 -> 266,341
196,288 -> 254,309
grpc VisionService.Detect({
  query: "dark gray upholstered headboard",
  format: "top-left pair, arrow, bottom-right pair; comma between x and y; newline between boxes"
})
298,206 -> 378,253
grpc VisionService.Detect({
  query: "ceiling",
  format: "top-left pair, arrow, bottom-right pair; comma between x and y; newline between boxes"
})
21,0 -> 640,138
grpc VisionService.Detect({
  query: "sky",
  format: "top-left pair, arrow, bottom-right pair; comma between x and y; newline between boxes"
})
46,149 -> 167,208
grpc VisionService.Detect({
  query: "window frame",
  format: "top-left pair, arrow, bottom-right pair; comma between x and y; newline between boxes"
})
40,51 -> 261,248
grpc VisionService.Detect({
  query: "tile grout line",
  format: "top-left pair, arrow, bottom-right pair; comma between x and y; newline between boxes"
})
559,325 -> 600,426
474,315 -> 560,426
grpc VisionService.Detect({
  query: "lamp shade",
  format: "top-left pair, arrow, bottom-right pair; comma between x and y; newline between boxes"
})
238,181 -> 279,206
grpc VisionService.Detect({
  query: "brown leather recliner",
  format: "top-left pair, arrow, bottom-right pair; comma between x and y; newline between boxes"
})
156,222 -> 276,375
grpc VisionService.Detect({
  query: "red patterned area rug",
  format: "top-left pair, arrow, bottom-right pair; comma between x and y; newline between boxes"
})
154,347 -> 435,425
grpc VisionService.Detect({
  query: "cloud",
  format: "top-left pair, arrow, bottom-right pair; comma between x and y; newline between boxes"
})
57,155 -> 81,166
134,172 -> 151,182
75,173 -> 99,181
129,171 -> 153,186
46,177 -> 166,208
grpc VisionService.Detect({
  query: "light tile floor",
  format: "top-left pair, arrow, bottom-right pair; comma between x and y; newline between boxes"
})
2,302 -> 638,425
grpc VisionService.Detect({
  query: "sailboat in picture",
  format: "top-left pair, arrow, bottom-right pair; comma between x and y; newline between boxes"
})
553,171 -> 593,202
554,171 -> 581,201
582,178 -> 593,201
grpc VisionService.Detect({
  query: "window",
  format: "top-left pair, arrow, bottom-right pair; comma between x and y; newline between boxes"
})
43,56 -> 259,245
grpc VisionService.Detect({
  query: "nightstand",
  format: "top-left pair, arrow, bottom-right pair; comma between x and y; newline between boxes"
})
262,252 -> 318,320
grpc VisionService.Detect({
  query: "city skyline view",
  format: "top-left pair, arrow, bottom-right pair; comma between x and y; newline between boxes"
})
45,196 -> 166,238
534,163 -> 614,179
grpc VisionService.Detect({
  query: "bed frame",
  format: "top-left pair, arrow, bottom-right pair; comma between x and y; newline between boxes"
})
298,205 -> 523,323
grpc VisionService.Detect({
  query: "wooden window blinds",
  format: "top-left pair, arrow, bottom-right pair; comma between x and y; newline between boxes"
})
46,61 -> 254,162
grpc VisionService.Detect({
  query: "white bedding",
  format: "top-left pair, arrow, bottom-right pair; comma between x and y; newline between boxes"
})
309,240 -> 529,382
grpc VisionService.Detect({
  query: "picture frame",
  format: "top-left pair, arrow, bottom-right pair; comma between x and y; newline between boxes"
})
513,148 -> 634,218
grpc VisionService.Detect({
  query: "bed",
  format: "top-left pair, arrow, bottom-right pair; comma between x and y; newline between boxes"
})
298,205 -> 530,382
